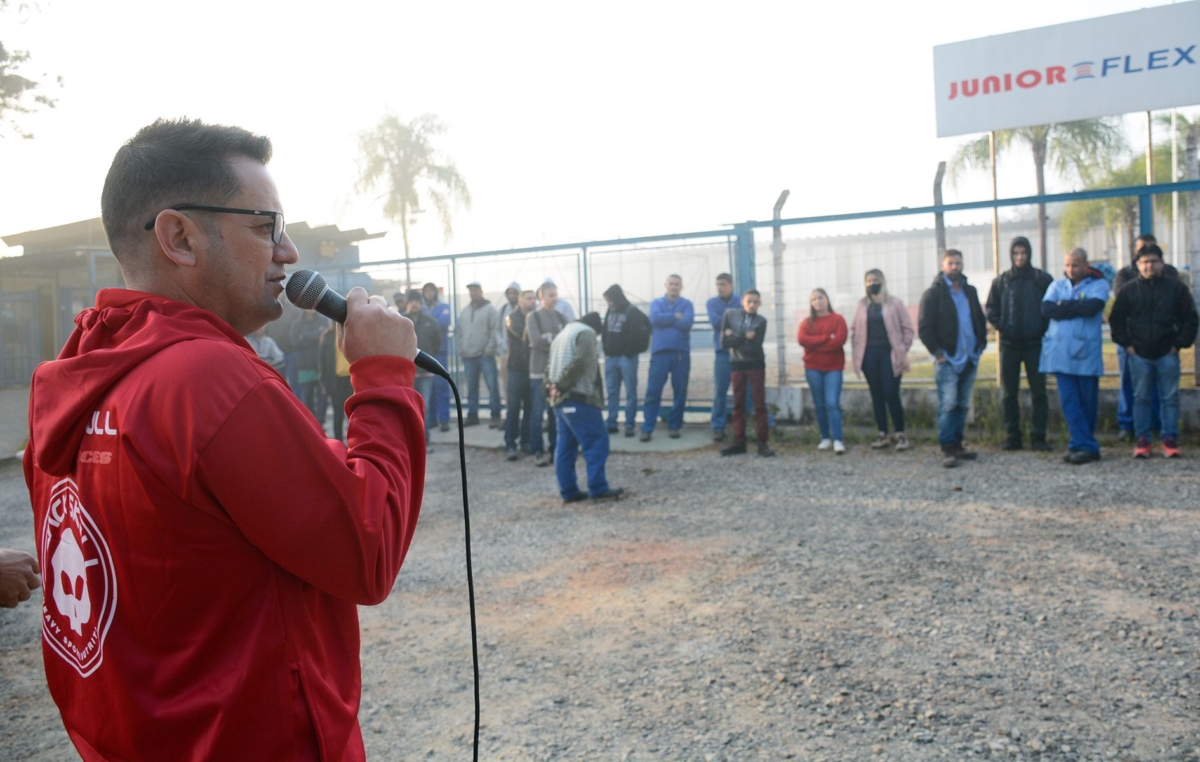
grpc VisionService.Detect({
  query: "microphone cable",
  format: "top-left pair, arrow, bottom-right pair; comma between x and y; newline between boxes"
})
444,375 -> 481,762
284,270 -> 480,760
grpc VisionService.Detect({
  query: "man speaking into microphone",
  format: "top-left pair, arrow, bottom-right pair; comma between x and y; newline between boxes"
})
23,118 -> 426,761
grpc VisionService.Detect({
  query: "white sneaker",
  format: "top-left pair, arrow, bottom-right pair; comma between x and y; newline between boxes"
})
817,439 -> 832,451
833,440 -> 846,455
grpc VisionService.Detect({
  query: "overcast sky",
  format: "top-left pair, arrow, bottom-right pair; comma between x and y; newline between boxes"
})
1,0 -> 1194,262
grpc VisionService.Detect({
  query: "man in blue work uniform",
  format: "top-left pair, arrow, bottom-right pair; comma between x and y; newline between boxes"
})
640,274 -> 694,442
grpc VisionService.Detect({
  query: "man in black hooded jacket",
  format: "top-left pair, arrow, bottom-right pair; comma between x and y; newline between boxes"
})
986,236 -> 1053,450
601,284 -> 650,436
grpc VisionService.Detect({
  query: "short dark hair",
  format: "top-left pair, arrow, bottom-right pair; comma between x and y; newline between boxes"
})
101,119 -> 272,256
1136,233 -> 1157,246
537,282 -> 556,297
716,273 -> 733,283
942,248 -> 963,261
1135,243 -> 1164,261
743,288 -> 760,298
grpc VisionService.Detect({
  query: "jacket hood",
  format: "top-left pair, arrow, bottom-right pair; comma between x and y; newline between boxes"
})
1009,236 -> 1034,273
29,289 -> 250,476
1070,267 -> 1105,284
602,284 -> 629,310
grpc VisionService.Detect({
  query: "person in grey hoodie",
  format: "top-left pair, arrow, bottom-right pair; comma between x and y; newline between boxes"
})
458,281 -> 501,427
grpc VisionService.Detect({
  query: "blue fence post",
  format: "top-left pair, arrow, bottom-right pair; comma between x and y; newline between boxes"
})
733,223 -> 756,293
1139,193 -> 1154,237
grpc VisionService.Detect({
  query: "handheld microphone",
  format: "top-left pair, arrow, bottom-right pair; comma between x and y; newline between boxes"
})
285,269 -> 450,380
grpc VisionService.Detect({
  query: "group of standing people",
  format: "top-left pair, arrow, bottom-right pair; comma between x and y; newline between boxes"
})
252,237 -> 1197,471
795,268 -> 913,457
794,233 -> 1196,467
987,232 -> 1196,464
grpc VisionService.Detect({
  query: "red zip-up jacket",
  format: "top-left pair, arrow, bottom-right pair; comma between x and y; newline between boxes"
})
24,290 -> 426,761
797,313 -> 848,372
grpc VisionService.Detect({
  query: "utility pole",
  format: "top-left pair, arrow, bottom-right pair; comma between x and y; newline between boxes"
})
1142,111 -> 1156,238
990,131 -> 1001,273
933,162 -> 947,255
770,190 -> 790,391
1186,125 -> 1199,386
1172,109 -> 1180,267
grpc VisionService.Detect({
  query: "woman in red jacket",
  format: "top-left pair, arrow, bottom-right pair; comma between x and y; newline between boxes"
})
797,288 -> 848,453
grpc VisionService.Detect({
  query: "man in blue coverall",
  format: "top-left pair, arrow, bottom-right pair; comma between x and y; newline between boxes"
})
640,274 -> 694,442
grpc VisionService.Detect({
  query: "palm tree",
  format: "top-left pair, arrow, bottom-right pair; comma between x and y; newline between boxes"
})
948,119 -> 1126,269
1060,138 -> 1190,259
356,113 -> 471,287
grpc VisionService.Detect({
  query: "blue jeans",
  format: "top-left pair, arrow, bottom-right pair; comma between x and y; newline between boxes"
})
555,402 -> 611,499
1118,344 -> 1161,433
530,378 -> 556,455
505,371 -> 533,450
413,375 -> 434,444
463,355 -> 501,420
712,351 -> 732,432
605,355 -> 639,430
432,353 -> 451,424
1055,373 -> 1100,454
935,361 -> 977,447
1129,352 -> 1180,439
805,369 -> 844,441
642,350 -> 690,433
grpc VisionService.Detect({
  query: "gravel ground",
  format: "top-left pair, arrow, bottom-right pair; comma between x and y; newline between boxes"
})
2,436 -> 1199,761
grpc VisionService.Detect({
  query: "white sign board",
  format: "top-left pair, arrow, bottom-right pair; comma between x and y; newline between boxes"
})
933,2 -> 1200,137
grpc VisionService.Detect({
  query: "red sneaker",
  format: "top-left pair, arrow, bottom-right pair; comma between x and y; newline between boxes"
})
1133,437 -> 1152,459
1161,437 -> 1181,459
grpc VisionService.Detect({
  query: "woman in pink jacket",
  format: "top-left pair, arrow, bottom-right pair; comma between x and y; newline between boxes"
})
851,269 -> 914,451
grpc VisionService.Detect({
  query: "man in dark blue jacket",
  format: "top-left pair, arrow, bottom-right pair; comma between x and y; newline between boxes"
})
919,249 -> 987,468
986,236 -> 1053,451
639,275 -> 694,441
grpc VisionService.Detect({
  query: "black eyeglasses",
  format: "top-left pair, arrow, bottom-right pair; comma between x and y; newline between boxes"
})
143,205 -> 286,245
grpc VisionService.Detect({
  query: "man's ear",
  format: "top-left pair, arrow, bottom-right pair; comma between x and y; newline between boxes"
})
150,210 -> 203,268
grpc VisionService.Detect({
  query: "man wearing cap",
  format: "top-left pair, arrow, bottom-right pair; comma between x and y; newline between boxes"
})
403,290 -> 444,450
458,282 -> 502,428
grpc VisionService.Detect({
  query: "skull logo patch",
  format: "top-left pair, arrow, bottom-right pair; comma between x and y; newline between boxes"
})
41,478 -> 117,677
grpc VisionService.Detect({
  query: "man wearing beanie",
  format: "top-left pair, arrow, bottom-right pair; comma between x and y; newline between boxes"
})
546,313 -> 624,503
986,236 -> 1053,451
1113,234 -> 1179,440
1109,243 -> 1198,459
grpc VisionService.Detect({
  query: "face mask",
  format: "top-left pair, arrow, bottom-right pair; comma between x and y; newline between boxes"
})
867,283 -> 882,296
